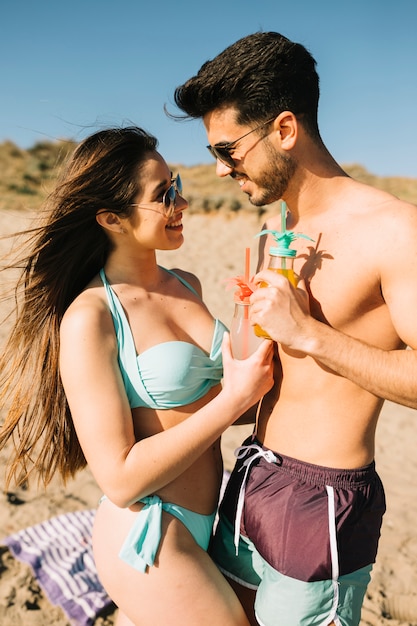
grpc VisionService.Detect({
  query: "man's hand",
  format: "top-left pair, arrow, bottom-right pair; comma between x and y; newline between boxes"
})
250,270 -> 312,351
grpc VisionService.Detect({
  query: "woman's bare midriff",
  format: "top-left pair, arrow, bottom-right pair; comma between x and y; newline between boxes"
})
129,383 -> 224,514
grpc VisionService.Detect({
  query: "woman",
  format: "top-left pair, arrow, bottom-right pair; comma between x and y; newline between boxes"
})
0,126 -> 273,625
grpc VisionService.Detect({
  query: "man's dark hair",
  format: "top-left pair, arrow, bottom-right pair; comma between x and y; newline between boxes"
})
173,31 -> 320,138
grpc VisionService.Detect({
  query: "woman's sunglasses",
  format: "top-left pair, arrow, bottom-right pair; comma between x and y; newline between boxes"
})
131,174 -> 183,219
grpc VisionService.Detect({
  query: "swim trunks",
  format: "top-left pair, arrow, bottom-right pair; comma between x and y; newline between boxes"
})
100,268 -> 227,409
210,436 -> 386,626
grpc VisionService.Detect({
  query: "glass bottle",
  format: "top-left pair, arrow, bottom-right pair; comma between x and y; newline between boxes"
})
230,296 -> 264,359
253,229 -> 313,339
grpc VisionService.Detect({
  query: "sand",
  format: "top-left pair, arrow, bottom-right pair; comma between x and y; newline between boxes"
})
1,208 -> 417,625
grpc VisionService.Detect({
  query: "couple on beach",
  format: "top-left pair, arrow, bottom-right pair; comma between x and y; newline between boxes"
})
1,32 -> 416,626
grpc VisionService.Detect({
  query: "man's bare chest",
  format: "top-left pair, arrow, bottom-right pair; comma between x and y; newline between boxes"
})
292,234 -> 385,331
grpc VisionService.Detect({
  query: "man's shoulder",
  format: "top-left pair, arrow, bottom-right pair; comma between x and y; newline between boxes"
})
322,178 -> 416,230
348,177 -> 415,210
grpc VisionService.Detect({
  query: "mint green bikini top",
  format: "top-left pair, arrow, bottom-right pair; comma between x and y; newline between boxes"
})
100,268 -> 227,410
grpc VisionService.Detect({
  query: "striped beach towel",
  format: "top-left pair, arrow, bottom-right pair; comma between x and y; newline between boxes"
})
3,472 -> 231,624
3,509 -> 112,625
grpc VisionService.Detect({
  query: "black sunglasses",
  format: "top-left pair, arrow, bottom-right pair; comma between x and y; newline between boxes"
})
206,117 -> 276,168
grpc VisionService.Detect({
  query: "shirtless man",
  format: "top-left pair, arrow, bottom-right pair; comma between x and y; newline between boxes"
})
173,32 -> 417,626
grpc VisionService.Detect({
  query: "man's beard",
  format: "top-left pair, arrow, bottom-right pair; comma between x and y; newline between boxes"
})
248,139 -> 297,207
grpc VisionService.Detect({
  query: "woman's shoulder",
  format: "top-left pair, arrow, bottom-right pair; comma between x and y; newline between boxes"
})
167,267 -> 203,298
60,277 -> 112,340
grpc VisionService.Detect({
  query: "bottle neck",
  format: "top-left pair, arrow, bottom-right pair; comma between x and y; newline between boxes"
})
267,254 -> 294,270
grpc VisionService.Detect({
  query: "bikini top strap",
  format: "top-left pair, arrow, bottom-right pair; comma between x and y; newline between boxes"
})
162,267 -> 201,298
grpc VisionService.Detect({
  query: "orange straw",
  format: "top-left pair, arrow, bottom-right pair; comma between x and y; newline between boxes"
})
243,248 -> 251,358
244,248 -> 250,319
245,247 -> 250,282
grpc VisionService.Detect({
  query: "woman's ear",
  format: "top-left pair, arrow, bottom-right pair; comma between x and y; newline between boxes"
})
273,111 -> 298,150
96,211 -> 125,234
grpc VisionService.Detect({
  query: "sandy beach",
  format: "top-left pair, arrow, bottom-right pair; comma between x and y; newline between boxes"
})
1,208 -> 417,625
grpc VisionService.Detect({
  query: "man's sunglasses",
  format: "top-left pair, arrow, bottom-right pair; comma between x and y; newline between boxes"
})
206,117 -> 276,168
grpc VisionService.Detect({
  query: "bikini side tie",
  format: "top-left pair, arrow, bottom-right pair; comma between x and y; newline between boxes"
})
118,495 -> 163,573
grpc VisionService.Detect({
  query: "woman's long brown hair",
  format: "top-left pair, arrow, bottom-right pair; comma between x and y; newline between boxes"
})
0,126 -> 158,488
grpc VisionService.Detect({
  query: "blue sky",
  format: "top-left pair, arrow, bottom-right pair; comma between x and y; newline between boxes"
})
1,0 -> 416,177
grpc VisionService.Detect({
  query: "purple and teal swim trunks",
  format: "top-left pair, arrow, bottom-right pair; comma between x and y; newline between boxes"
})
210,437 -> 386,626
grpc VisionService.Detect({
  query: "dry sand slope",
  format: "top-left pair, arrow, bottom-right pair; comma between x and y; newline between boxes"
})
0,208 -> 417,625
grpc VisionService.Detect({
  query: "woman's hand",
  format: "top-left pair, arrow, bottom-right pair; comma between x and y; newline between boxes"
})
220,331 -> 274,415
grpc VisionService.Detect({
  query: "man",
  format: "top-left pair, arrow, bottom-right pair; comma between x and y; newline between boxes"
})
173,32 -> 417,626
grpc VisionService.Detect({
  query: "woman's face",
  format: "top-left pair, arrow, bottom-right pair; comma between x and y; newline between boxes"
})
124,152 -> 188,252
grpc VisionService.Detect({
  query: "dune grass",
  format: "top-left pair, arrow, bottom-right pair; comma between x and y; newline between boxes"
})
1,140 -> 416,215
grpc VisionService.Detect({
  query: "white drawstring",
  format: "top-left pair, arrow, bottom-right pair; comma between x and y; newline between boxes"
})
233,444 -> 278,555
